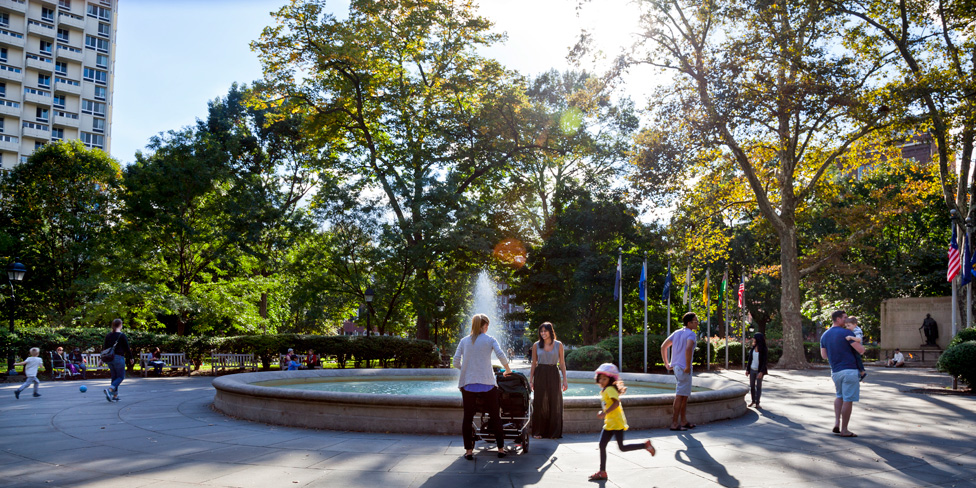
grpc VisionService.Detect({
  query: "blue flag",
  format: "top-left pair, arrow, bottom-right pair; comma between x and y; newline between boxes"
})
964,232 -> 973,287
663,264 -> 672,302
639,262 -> 647,301
613,265 -> 621,301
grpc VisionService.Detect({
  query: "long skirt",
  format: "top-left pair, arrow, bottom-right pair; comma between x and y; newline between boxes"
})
531,364 -> 563,438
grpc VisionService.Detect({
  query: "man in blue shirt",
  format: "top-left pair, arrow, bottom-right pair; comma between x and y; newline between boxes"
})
820,310 -> 865,437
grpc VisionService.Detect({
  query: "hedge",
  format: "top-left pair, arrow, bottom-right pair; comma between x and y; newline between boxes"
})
937,340 -> 976,387
596,335 -> 665,372
0,328 -> 439,375
948,327 -> 976,349
565,345 -> 614,372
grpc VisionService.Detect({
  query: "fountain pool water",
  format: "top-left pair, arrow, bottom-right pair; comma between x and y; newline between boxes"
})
253,377 -> 704,397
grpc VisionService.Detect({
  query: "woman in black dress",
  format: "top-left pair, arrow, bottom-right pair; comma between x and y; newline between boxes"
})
529,322 -> 567,438
744,332 -> 768,409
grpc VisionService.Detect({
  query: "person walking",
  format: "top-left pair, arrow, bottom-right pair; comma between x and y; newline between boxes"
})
102,319 -> 131,402
453,314 -> 513,460
529,322 -> 567,439
661,312 -> 699,431
744,333 -> 768,409
820,310 -> 865,437
587,363 -> 655,481
13,347 -> 44,399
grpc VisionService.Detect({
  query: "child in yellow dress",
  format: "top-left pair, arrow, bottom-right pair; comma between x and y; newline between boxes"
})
589,363 -> 655,481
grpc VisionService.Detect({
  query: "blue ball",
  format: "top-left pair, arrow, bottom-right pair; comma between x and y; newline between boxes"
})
79,385 -> 87,393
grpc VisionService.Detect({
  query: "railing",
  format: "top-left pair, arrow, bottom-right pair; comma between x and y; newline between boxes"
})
0,64 -> 21,74
55,110 -> 77,119
54,76 -> 79,86
26,53 -> 52,63
28,20 -> 55,30
57,44 -> 82,53
23,121 -> 50,131
0,29 -> 24,39
24,87 -> 51,97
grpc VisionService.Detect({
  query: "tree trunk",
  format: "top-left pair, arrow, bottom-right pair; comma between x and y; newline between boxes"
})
777,228 -> 808,368
259,292 -> 268,320
416,315 -> 430,341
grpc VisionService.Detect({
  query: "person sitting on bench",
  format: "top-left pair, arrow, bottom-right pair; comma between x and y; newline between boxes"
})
68,348 -> 87,379
886,349 -> 905,368
148,347 -> 166,375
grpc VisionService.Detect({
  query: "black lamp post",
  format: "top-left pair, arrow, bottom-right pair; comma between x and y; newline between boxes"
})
364,287 -> 374,336
7,258 -> 26,375
435,298 -> 445,346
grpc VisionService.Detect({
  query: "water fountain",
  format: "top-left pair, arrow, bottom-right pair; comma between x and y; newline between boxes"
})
467,270 -> 508,352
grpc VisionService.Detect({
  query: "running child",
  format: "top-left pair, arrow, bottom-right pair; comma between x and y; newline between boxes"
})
589,363 -> 655,481
13,347 -> 43,399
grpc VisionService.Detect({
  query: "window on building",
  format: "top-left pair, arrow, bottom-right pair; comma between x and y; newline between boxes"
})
57,29 -> 69,42
0,118 -> 4,133
94,86 -> 106,100
59,0 -> 71,9
0,48 -> 6,63
52,127 -> 63,140
84,35 -> 109,53
96,54 -> 108,68
55,62 -> 67,75
34,141 -> 44,150
36,107 -> 49,122
82,100 -> 105,116
97,22 -> 110,37
53,95 -> 65,108
40,41 -> 53,55
92,118 -> 104,133
0,83 -> 6,98
41,7 -> 55,22
87,5 -> 111,21
82,132 -> 104,148
38,74 -> 51,88
0,13 -> 9,27
83,67 -> 107,84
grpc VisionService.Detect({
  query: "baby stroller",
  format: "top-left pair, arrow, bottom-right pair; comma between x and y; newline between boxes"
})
472,370 -> 533,454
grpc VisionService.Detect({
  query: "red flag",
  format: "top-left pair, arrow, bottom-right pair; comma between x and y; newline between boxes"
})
737,275 -> 745,308
949,225 -> 961,282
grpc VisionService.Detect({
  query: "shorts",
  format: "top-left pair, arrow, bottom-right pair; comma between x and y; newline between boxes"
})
831,369 -> 860,402
674,367 -> 693,397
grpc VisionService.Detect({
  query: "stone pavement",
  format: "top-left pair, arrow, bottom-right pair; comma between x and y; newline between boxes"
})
1,367 -> 973,488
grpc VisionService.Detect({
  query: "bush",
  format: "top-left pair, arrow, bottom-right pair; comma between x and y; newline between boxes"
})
714,341 -> 744,366
566,345 -> 613,371
948,328 -> 976,349
937,340 -> 976,387
596,335 -> 665,372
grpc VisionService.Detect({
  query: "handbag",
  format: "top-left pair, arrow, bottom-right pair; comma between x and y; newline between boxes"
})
100,335 -> 121,362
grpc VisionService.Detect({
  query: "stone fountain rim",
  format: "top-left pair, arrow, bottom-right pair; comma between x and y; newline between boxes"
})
212,368 -> 747,408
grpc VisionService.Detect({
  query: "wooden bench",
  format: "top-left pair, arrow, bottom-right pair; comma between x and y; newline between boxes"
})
82,353 -> 110,372
48,352 -> 83,380
279,353 -> 307,369
138,353 -> 190,377
211,353 -> 259,373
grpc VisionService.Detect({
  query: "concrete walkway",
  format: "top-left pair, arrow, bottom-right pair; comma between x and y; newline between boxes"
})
1,368 -> 973,488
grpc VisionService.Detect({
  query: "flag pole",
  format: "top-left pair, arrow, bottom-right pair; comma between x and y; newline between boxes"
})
706,268 -> 711,371
643,253 -> 648,373
667,263 -> 672,337
725,267 -> 729,370
618,248 -> 623,370
741,269 -> 746,368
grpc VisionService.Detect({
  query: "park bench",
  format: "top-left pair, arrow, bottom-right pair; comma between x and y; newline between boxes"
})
82,353 -> 110,372
211,353 -> 259,373
48,352 -> 83,380
138,352 -> 191,377
279,353 -> 308,369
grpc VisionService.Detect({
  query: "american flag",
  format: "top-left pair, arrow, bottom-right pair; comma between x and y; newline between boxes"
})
738,274 -> 745,308
948,225 -> 961,282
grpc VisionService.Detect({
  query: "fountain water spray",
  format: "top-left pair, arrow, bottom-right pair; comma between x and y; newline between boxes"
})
467,270 -> 508,356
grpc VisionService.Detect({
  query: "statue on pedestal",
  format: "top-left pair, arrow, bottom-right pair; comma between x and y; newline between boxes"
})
919,314 -> 939,347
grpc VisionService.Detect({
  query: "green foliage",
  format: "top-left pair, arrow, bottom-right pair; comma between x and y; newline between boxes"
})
565,345 -> 613,372
596,334 -> 664,372
948,328 -> 976,349
715,341 -> 744,365
937,341 -> 976,387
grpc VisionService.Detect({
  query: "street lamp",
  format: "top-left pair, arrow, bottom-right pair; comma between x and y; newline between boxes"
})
364,288 -> 374,336
435,298 -> 445,346
7,258 -> 26,375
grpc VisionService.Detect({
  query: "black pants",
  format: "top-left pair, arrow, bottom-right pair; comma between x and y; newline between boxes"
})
598,429 -> 644,471
748,368 -> 764,405
461,387 -> 504,450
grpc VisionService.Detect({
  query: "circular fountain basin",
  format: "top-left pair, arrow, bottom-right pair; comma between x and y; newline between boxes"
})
212,369 -> 748,434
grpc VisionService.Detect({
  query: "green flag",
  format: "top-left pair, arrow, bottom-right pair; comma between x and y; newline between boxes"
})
721,268 -> 728,301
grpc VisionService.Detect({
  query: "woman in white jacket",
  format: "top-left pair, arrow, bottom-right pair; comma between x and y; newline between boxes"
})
453,314 -> 512,460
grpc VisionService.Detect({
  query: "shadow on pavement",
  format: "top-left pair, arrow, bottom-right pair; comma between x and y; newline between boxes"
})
674,433 -> 740,487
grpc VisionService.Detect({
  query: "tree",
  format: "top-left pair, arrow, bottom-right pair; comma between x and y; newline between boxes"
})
623,0 -> 894,367
0,141 -> 122,326
253,0 -> 545,339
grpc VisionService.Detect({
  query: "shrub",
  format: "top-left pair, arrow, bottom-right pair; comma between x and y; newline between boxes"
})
714,341 -> 744,366
948,328 -> 976,349
596,335 -> 665,372
566,345 -> 613,371
937,340 -> 976,387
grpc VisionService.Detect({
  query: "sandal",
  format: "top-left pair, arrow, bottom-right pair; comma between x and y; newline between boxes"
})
645,440 -> 656,456
588,471 -> 608,481
680,423 -> 696,429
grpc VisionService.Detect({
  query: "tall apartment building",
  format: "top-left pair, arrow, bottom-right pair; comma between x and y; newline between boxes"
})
0,0 -> 115,170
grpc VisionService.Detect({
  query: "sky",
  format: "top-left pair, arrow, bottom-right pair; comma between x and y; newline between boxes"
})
110,0 -> 664,165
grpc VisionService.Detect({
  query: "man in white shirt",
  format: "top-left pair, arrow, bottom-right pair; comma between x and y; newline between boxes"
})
886,349 -> 905,368
661,312 -> 699,431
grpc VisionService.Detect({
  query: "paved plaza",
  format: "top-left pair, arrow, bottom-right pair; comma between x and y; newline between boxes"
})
1,367 -> 973,488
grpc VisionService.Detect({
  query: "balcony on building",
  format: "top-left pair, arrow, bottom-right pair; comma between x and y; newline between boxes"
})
21,121 -> 50,141
0,133 -> 18,152
27,20 -> 56,40
0,63 -> 22,82
0,100 -> 20,117
53,110 -> 78,128
0,27 -> 25,48
0,0 -> 27,14
54,43 -> 82,62
56,11 -> 85,30
23,87 -> 51,105
26,54 -> 54,72
53,78 -> 80,95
